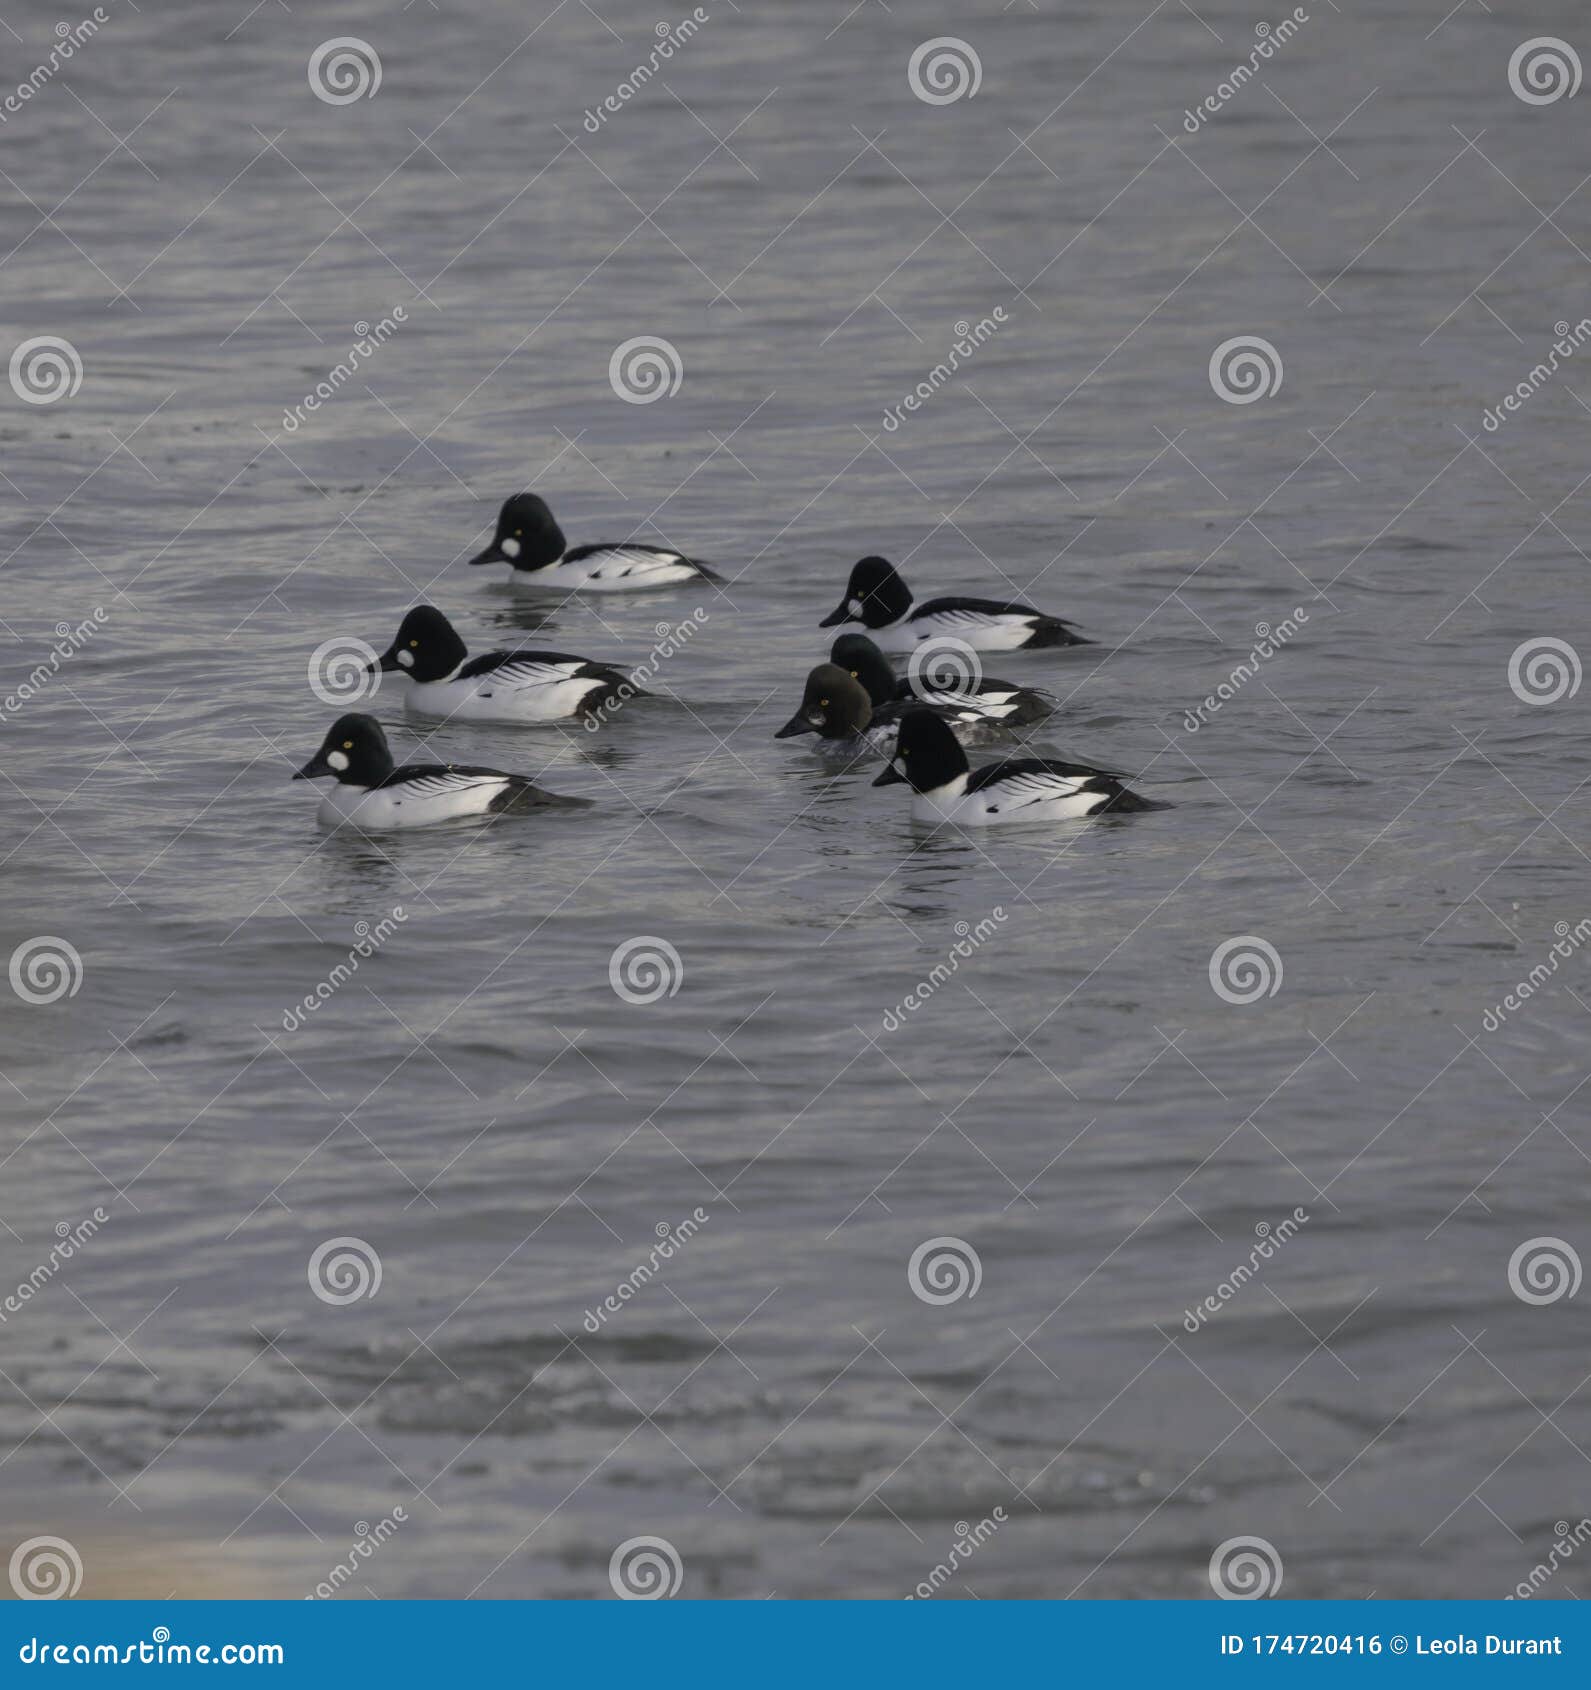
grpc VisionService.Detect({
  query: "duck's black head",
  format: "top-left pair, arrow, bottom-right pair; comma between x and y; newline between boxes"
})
373,604 -> 468,683
829,632 -> 898,707
295,713 -> 396,787
775,664 -> 873,740
819,555 -> 913,630
872,707 -> 969,792
468,493 -> 566,572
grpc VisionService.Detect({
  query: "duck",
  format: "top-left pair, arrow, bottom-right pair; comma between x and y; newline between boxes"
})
468,493 -> 721,592
293,713 -> 586,831
830,632 -> 1054,727
818,555 -> 1087,652
369,605 -> 639,725
774,664 -> 982,756
872,709 -> 1164,825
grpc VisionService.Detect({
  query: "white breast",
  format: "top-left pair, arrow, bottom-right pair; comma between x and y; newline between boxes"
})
316,775 -> 512,832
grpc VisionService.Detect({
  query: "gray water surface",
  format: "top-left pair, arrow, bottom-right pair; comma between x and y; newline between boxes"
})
3,0 -> 1591,1600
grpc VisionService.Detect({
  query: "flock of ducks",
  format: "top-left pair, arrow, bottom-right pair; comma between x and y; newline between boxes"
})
295,493 -> 1165,831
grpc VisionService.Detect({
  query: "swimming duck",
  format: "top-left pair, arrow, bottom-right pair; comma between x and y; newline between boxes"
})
830,632 -> 1053,727
819,555 -> 1086,652
370,605 -> 639,724
774,664 -> 981,755
294,713 -> 586,831
469,494 -> 720,591
872,709 -> 1163,825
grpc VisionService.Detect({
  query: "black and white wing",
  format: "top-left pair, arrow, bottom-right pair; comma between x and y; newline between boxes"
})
967,756 -> 1150,812
914,595 -> 1086,648
378,763 -> 512,798
457,649 -> 626,689
562,542 -> 721,585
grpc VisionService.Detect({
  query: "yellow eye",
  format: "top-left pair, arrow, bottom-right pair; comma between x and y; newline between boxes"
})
514,529 -> 522,537
849,669 -> 858,678
902,748 -> 910,757
409,639 -> 418,648
819,698 -> 829,707
342,740 -> 353,750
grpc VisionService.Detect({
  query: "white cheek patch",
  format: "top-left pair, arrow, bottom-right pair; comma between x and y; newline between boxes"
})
327,749 -> 349,772
396,649 -> 414,669
500,536 -> 521,559
847,598 -> 863,617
